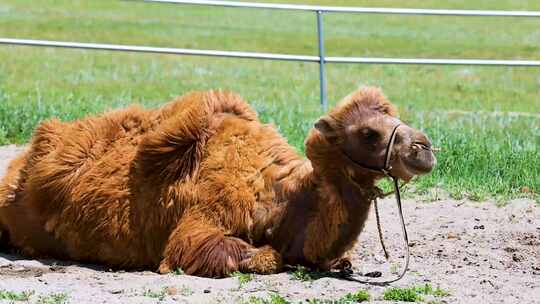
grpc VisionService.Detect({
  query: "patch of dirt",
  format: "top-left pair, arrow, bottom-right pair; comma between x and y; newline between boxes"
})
0,145 -> 538,303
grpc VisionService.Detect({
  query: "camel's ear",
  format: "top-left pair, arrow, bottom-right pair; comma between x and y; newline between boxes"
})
314,116 -> 339,141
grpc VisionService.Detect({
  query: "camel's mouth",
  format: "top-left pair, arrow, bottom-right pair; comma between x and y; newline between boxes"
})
390,134 -> 437,182
401,141 -> 437,176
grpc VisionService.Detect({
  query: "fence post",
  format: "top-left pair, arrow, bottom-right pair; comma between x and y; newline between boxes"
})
316,10 -> 328,111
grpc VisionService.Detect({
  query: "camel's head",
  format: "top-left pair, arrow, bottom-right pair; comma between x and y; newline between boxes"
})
309,87 -> 436,182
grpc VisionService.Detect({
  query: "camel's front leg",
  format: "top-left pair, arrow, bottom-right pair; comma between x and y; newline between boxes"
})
159,215 -> 253,277
239,245 -> 283,274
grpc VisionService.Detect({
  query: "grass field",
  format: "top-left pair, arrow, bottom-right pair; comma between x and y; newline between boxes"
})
0,0 -> 538,201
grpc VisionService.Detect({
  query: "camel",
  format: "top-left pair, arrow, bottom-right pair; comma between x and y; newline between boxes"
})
0,87 -> 436,277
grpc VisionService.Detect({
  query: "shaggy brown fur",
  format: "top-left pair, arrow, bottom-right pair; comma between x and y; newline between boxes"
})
0,88 -> 435,277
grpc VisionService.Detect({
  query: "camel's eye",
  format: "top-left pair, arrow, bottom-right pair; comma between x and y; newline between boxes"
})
360,128 -> 381,143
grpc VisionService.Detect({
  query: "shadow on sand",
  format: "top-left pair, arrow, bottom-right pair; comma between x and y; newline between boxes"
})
0,251 -> 108,278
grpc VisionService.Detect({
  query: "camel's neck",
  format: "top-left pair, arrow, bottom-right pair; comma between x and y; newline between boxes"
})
269,157 -> 376,267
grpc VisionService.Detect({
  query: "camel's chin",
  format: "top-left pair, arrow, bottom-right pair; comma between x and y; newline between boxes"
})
391,167 -> 423,183
404,151 -> 436,173
392,150 -> 436,181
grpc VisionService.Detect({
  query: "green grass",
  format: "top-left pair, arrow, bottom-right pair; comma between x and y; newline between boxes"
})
383,284 -> 450,302
383,287 -> 423,302
241,293 -> 290,304
142,287 -> 167,301
413,284 -> 450,298
0,0 -> 538,200
179,285 -> 194,297
290,266 -> 315,281
337,290 -> 370,303
288,265 -> 340,281
173,268 -> 185,275
0,289 -> 34,301
231,271 -> 254,286
241,290 -> 370,304
0,290 -> 69,304
36,293 -> 69,304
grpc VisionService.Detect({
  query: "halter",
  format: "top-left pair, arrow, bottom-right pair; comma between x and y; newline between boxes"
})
341,123 -> 402,176
340,123 -> 411,285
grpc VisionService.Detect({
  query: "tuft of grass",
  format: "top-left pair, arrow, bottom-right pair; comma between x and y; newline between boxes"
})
231,271 -> 254,287
290,265 -> 335,282
383,284 -> 450,302
289,265 -> 351,282
243,290 -> 370,304
142,287 -> 167,301
173,268 -> 184,275
390,263 -> 400,275
342,290 -> 370,302
290,266 -> 315,282
467,189 -> 488,202
306,290 -> 371,303
36,293 -> 69,304
179,285 -> 194,297
0,290 -> 34,301
241,293 -> 290,304
383,287 -> 423,302
413,284 -> 451,297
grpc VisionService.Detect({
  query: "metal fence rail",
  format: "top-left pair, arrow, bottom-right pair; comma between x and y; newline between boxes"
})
3,38 -> 540,67
0,38 -> 320,62
1,1 -> 540,110
142,0 -> 540,17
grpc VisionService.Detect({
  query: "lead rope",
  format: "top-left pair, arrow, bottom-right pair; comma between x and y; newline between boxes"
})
374,199 -> 389,260
342,175 -> 410,285
375,177 -> 411,261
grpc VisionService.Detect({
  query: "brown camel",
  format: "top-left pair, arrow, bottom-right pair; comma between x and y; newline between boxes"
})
0,87 -> 436,277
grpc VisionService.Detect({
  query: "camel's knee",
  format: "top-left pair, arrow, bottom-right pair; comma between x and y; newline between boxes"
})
239,245 -> 283,274
159,232 -> 252,278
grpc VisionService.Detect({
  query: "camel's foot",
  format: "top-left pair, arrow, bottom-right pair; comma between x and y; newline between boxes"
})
157,261 -> 172,274
239,245 -> 282,274
330,257 -> 353,271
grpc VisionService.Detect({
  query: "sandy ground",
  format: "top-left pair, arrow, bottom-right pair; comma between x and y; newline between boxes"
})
0,145 -> 538,304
